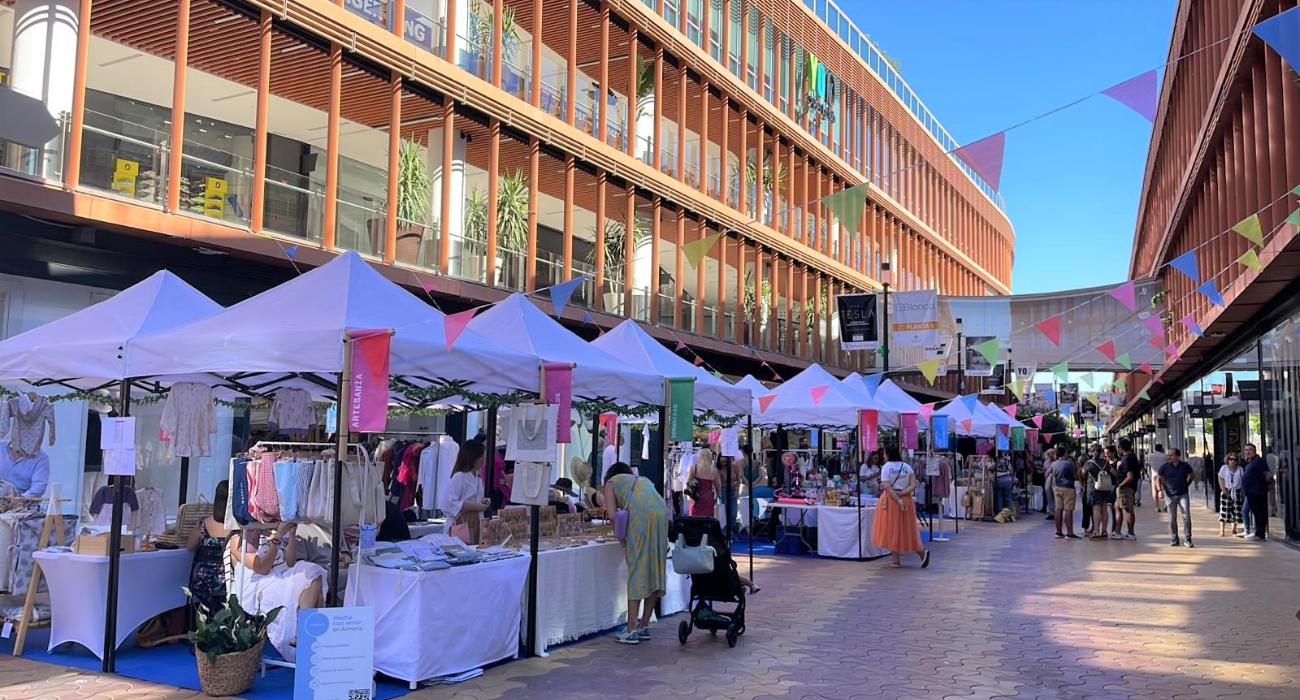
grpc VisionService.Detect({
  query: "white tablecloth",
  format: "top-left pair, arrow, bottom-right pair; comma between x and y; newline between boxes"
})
660,570 -> 690,617
34,549 -> 190,660
736,497 -> 771,530
814,506 -> 889,559
345,555 -> 528,685
529,542 -> 627,656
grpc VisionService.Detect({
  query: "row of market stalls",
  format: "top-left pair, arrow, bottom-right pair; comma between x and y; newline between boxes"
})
0,250 -> 1026,695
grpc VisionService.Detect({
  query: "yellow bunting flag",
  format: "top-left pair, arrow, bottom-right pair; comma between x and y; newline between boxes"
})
681,232 -> 724,268
917,358 -> 942,385
820,183 -> 869,235
1232,214 -> 1263,245
1237,249 -> 1261,270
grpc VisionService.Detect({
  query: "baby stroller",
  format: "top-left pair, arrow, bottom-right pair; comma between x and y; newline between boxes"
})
670,516 -> 747,647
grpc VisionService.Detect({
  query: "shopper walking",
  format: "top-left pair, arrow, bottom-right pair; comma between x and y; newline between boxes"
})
1113,438 -> 1142,540
1084,445 -> 1115,540
871,447 -> 930,569
1146,444 -> 1169,511
602,462 -> 669,644
1156,448 -> 1196,547
1241,443 -> 1272,541
1217,453 -> 1243,537
1048,449 -> 1080,539
687,447 -> 720,518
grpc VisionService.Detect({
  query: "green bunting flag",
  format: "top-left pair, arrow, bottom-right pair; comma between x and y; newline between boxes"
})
1138,388 -> 1150,401
1116,353 -> 1132,370
1286,208 -> 1300,227
1113,377 -> 1127,392
820,183 -> 868,235
1292,184 -> 1300,197
1237,249 -> 1262,270
975,337 -> 1000,366
681,232 -> 724,268
1051,361 -> 1069,382
1232,214 -> 1264,245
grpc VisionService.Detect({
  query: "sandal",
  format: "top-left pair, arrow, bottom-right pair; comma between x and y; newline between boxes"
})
921,549 -> 931,569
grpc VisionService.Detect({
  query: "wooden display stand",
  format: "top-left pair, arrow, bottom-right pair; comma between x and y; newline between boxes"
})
12,485 -> 69,657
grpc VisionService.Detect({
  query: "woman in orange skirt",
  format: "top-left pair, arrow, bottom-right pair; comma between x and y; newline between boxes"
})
872,447 -> 931,569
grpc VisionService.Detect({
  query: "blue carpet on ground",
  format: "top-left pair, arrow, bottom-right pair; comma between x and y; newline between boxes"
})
0,627 -> 411,700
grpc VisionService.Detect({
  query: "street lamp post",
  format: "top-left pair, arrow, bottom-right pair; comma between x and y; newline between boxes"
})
880,261 -> 891,374
955,317 -> 964,396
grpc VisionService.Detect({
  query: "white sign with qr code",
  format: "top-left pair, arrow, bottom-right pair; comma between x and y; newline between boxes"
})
293,607 -> 374,700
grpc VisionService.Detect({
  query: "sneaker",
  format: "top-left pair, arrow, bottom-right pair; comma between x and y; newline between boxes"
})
1184,541 -> 1195,548
1244,535 -> 1265,541
1123,533 -> 1136,540
615,631 -> 640,645
636,628 -> 651,640
1236,532 -> 1250,538
1065,534 -> 1082,540
1109,532 -> 1125,540
1170,540 -> 1181,547
1055,533 -> 1065,539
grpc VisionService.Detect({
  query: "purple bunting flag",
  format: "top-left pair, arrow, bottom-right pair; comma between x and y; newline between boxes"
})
1108,280 -> 1137,312
1101,70 -> 1158,122
953,131 -> 1007,191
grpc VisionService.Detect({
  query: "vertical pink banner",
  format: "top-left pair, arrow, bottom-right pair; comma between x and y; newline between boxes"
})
858,409 -> 879,452
599,412 -> 619,444
900,412 -> 919,450
976,439 -> 992,456
347,329 -> 391,433
543,362 -> 574,443
1026,429 -> 1039,454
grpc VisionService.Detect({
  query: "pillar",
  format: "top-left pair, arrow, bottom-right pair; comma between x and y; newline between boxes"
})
10,0 -> 84,180
431,104 -> 465,274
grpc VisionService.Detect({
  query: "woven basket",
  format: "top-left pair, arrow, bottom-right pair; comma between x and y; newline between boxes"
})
195,638 -> 263,697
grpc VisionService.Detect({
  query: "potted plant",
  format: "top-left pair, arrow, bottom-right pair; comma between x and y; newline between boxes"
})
396,138 -> 433,265
469,3 -> 519,85
586,213 -> 649,314
463,170 -> 530,287
184,591 -> 282,697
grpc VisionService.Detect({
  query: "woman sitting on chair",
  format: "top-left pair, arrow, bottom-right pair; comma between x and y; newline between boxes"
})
227,522 -> 326,661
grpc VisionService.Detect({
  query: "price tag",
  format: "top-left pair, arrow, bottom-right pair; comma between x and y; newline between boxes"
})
3,621 -> 13,638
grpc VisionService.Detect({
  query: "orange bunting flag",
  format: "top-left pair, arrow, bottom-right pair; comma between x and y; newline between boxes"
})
1033,315 -> 1062,346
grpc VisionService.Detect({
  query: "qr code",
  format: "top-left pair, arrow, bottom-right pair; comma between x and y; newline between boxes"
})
347,690 -> 371,700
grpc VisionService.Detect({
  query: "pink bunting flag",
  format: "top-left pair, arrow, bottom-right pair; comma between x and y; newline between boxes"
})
1101,70 -> 1158,122
1180,313 -> 1202,336
900,412 -> 919,451
953,131 -> 1007,191
443,308 -> 477,351
675,341 -> 687,351
1139,362 -> 1153,375
419,278 -> 437,294
1164,342 -> 1178,357
692,356 -> 704,366
1108,280 -> 1138,311
1031,414 -> 1044,429
1148,335 -> 1166,350
757,394 -> 777,414
1096,340 -> 1117,362
919,402 -> 935,421
1143,314 -> 1164,334
809,384 -> 830,406
1033,315 -> 1062,346
1003,403 -> 1018,419
859,409 -> 879,452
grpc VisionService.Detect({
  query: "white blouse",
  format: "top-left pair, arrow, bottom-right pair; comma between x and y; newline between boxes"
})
1218,464 -> 1243,491
442,470 -> 483,522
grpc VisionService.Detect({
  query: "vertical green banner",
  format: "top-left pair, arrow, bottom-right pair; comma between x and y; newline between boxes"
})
666,377 -> 695,443
1011,426 -> 1025,451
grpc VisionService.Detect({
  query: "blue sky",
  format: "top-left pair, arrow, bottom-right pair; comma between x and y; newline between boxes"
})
840,0 -> 1177,294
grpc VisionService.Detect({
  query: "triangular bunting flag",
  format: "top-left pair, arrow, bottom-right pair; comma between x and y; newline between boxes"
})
1138,388 -> 1150,401
1051,361 -> 1069,381
820,183 -> 868,234
917,359 -> 942,385
693,356 -> 704,366
1003,403 -> 1018,419
1237,249 -> 1261,270
975,337 -> 1000,366
419,278 -> 437,294
953,131 -> 1007,191
1113,378 -> 1127,392
1139,362 -> 1153,375
1116,353 -> 1132,370
1101,69 -> 1158,122
582,311 -> 594,324
1286,208 -> 1300,227
1083,393 -> 1098,406
1165,342 -> 1178,356
919,403 -> 935,421
862,372 -> 883,396
1169,250 -> 1199,282
757,394 -> 777,414
1149,335 -> 1166,350
682,232 -> 724,268
1108,281 -> 1138,312
1061,404 -> 1074,416
1079,372 -> 1095,389
1010,379 -> 1026,400
1033,315 -> 1062,346
809,385 -> 830,406
1143,314 -> 1164,334
549,276 -> 585,316
1196,279 -> 1225,307
444,308 -> 477,351
284,245 -> 299,260
712,371 -> 723,379
1095,340 -> 1117,362
1232,214 -> 1264,246
1253,7 -> 1300,74
674,341 -> 687,351
959,418 -> 974,434
960,394 -> 979,412
1031,414 -> 1044,429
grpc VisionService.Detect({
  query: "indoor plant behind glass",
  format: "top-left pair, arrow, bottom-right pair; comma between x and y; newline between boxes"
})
396,137 -> 433,265
184,590 -> 282,697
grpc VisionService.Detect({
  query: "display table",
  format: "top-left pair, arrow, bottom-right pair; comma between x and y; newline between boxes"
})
345,555 -> 529,687
768,502 -> 817,550
529,542 -> 627,656
660,569 -> 690,617
814,506 -> 889,559
736,497 -> 771,531
34,548 -> 189,660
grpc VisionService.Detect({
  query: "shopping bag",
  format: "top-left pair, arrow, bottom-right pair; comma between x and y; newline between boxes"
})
504,403 -> 559,463
671,533 -> 716,575
509,461 -> 551,507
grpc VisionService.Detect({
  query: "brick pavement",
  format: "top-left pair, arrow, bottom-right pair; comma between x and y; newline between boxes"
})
0,497 -> 1297,699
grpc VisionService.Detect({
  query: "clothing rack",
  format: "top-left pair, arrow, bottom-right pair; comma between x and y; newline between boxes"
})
371,432 -> 449,518
233,442 -> 371,532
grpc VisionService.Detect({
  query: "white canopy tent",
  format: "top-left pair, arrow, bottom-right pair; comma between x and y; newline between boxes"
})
0,271 -> 222,385
934,396 -> 1000,438
875,379 -> 925,415
591,320 -> 750,416
750,363 -> 866,428
467,294 -> 664,406
835,374 -> 901,428
125,252 -> 544,397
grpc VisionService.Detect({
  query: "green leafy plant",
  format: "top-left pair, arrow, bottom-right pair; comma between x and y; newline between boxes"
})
586,214 -> 649,278
469,3 -> 519,62
396,138 -> 432,228
183,590 -> 282,664
463,170 -> 529,252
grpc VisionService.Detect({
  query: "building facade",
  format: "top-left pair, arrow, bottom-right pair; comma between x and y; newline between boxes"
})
0,0 -> 1013,386
1117,0 -> 1300,538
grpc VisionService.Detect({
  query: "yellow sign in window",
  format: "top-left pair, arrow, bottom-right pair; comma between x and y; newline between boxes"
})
111,158 -> 139,198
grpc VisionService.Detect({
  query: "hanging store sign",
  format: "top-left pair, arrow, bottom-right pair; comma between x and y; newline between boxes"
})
891,289 -> 940,348
802,53 -> 837,124
346,329 -> 391,433
981,363 -> 1007,395
1059,383 -> 1080,408
836,293 -> 879,350
964,336 -> 995,376
1186,403 -> 1214,418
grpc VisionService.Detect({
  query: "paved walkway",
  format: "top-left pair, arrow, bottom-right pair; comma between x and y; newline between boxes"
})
0,499 -> 1297,699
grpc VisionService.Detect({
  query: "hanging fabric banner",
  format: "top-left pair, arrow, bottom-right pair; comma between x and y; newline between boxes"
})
900,412 -> 919,450
836,293 -> 879,350
858,408 -> 879,452
996,425 -> 1010,451
976,439 -> 993,456
666,377 -> 695,443
347,329 -> 391,433
1010,426 -> 1025,451
543,362 -> 574,443
1026,429 -> 1039,453
890,289 -> 940,348
932,415 -> 949,450
599,412 -> 619,446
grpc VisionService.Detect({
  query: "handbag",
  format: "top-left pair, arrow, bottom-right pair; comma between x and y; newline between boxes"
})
504,403 -> 558,463
510,461 -> 551,507
613,507 -> 630,540
450,519 -> 472,545
671,532 -> 716,575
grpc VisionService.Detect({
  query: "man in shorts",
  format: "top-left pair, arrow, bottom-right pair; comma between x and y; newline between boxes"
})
1112,437 -> 1141,540
1049,449 -> 1080,539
